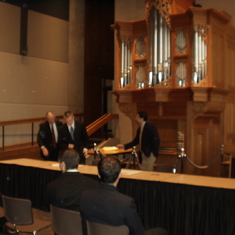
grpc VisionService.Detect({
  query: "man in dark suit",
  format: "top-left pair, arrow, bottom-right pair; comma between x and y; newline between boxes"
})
58,111 -> 89,164
80,156 -> 167,235
47,149 -> 99,211
37,111 -> 63,161
117,111 -> 160,171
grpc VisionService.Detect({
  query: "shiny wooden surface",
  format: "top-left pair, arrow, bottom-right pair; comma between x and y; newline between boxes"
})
1,158 -> 235,189
88,147 -> 132,156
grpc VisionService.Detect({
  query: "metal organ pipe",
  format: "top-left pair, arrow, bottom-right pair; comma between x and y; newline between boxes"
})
193,26 -> 207,85
163,18 -> 168,81
193,30 -> 199,84
120,41 -> 124,88
147,7 -> 172,87
198,33 -> 202,81
154,10 -> 158,85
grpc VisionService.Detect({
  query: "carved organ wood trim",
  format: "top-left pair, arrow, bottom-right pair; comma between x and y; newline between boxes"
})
112,0 -> 235,177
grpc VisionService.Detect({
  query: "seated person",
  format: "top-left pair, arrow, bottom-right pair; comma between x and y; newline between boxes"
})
80,156 -> 168,235
47,149 -> 99,211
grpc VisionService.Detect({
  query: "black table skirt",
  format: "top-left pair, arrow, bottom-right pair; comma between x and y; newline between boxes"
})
0,163 -> 235,235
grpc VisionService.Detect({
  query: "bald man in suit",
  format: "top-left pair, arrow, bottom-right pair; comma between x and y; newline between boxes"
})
37,111 -> 63,161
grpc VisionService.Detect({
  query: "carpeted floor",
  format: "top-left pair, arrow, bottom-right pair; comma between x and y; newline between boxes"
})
0,207 -> 54,235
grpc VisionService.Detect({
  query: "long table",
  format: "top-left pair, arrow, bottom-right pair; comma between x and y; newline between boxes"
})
0,159 -> 235,235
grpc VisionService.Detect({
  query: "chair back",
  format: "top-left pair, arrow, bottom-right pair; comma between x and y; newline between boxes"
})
91,159 -> 100,166
2,195 -> 33,225
86,221 -> 129,235
50,204 -> 83,235
155,164 -> 174,173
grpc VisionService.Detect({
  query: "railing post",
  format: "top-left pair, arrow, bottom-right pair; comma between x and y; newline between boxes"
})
2,126 -> 4,151
32,122 -> 34,146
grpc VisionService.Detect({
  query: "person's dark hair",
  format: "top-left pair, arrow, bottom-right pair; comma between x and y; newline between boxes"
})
98,156 -> 122,183
58,149 -> 79,170
64,111 -> 73,118
138,111 -> 148,121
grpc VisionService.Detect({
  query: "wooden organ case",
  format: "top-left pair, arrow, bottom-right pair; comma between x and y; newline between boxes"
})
112,0 -> 235,176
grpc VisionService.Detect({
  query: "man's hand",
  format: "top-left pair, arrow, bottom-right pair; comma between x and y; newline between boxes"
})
116,144 -> 124,149
68,144 -> 74,149
83,148 -> 88,156
41,147 -> 49,156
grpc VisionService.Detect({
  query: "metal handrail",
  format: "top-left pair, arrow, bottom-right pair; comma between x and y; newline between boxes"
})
0,113 -> 119,151
86,114 -> 119,136
0,113 -> 85,151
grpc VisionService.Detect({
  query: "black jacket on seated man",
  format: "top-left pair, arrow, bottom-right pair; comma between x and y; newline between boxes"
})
47,149 -> 99,211
80,156 -> 168,235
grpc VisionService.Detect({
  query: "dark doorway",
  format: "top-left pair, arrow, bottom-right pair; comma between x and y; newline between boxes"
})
84,0 -> 114,139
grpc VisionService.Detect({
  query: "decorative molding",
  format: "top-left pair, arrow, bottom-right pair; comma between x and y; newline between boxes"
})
118,103 -> 137,120
192,102 -> 209,119
155,77 -> 172,87
175,29 -> 188,55
146,0 -> 172,26
121,83 -> 132,90
194,24 -> 208,39
135,35 -> 147,59
120,35 -> 133,50
193,77 -> 208,87
192,100 -> 226,120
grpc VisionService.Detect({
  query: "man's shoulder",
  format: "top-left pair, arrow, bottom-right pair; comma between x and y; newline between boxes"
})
58,123 -> 68,131
75,120 -> 84,127
115,190 -> 133,203
79,174 -> 99,184
63,172 -> 99,185
55,120 -> 63,127
48,172 -> 97,187
144,122 -> 157,130
81,184 -> 131,200
47,174 -> 63,189
145,122 -> 154,127
39,121 -> 49,128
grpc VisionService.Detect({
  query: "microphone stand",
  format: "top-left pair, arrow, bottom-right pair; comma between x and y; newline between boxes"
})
174,147 -> 186,174
93,143 -> 105,160
121,146 -> 142,170
93,143 -> 99,159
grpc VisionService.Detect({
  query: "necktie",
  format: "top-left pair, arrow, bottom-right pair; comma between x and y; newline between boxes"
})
70,126 -> 74,140
51,124 -> 57,148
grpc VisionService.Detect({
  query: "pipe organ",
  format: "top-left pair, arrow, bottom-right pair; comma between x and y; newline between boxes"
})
113,0 -> 235,176
148,6 -> 171,87
120,35 -> 132,89
192,25 -> 207,85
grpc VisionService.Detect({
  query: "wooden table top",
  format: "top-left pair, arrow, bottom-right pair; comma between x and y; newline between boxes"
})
1,158 -> 235,190
88,147 -> 132,156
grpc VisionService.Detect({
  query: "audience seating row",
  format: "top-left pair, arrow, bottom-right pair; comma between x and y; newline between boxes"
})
1,195 -> 129,235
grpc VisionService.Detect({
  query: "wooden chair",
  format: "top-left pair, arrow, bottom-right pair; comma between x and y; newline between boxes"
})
86,221 -> 129,235
155,164 -> 175,173
50,204 -> 83,235
2,195 -> 51,235
91,159 -> 100,166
